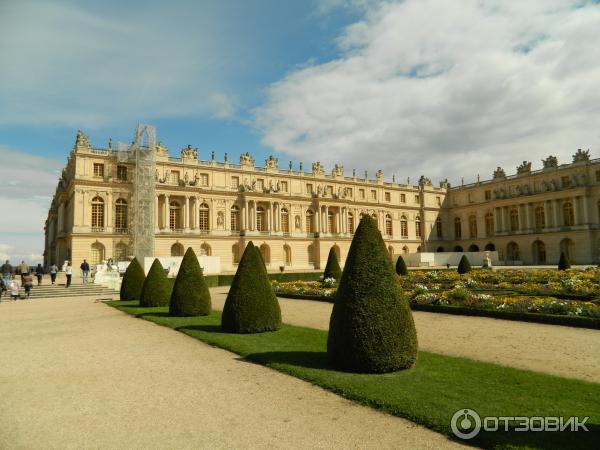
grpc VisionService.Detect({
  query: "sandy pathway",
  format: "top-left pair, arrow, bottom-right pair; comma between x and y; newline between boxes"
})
0,297 -> 461,449
210,288 -> 600,383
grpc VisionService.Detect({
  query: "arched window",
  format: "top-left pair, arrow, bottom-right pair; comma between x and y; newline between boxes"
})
400,215 -> 408,237
436,246 -> 445,252
402,245 -> 409,254
385,214 -> 393,236
485,243 -> 496,251
283,244 -> 292,265
560,238 -> 574,261
454,217 -> 462,238
506,242 -> 519,261
281,208 -> 289,233
485,213 -> 494,237
232,244 -> 240,264
114,243 -> 127,261
563,202 -> 574,226
468,215 -> 477,238
200,243 -> 211,256
230,205 -> 240,232
532,240 -> 546,264
435,217 -> 443,238
453,245 -> 464,252
171,243 -> 184,257
198,203 -> 209,232
509,208 -> 519,231
534,206 -> 545,229
115,198 -> 127,230
259,243 -> 270,264
90,242 -> 105,265
308,243 -> 315,264
257,206 -> 266,232
306,210 -> 314,233
91,197 -> 105,229
328,211 -> 335,233
347,212 -> 354,234
468,244 -> 479,252
415,216 -> 422,238
170,201 -> 181,230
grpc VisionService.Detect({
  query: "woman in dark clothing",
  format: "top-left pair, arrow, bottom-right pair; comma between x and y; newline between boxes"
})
35,264 -> 44,285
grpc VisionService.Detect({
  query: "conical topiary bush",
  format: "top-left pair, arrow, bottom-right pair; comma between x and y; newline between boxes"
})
140,258 -> 171,307
169,247 -> 211,316
222,241 -> 281,333
323,247 -> 342,281
395,255 -> 408,276
457,255 -> 472,275
558,252 -> 571,271
120,257 -> 145,301
327,215 -> 417,373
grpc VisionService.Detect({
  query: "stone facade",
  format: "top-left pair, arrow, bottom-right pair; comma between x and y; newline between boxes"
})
44,131 -> 600,270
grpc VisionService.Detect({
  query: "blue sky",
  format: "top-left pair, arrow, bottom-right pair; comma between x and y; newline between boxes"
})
1,0 -> 600,263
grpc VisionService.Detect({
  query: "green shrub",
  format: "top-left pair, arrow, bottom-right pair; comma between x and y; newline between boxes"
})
558,252 -> 571,271
395,255 -> 408,276
327,215 -> 418,373
140,259 -> 171,307
120,257 -> 145,301
169,247 -> 211,316
222,241 -> 282,333
457,255 -> 472,275
323,247 -> 342,281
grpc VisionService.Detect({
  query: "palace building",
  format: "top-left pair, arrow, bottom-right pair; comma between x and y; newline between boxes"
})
44,128 -> 600,271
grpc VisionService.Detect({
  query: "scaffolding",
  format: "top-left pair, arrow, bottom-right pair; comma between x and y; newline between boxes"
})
117,124 -> 156,261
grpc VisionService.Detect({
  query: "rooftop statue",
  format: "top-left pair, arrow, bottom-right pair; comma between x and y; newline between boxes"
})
181,144 -> 198,159
573,148 -> 590,163
240,152 -> 254,166
73,130 -> 91,152
155,142 -> 169,157
493,167 -> 506,179
516,161 -> 531,175
265,155 -> 278,169
542,155 -> 558,169
376,169 -> 383,181
418,175 -> 432,186
312,162 -> 325,176
332,164 -> 344,177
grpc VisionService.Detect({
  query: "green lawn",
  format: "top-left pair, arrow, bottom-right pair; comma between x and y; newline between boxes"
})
109,301 -> 599,449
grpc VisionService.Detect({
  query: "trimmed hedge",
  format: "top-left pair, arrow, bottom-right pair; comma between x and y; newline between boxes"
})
395,255 -> 408,276
169,247 -> 211,316
167,271 -> 322,289
323,247 -> 342,281
140,259 -> 171,307
328,215 -> 418,373
457,255 -> 471,274
222,241 -> 282,333
120,257 -> 145,301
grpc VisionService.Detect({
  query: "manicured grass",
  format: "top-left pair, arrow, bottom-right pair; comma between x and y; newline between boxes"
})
109,301 -> 599,449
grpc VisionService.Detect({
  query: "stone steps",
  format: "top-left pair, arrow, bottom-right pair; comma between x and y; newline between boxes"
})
2,283 -> 118,300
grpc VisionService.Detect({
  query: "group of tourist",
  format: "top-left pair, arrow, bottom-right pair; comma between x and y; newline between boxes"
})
0,259 -> 92,300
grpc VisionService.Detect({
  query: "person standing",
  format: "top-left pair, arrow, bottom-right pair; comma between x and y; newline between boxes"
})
19,260 -> 29,284
35,263 -> 44,285
65,261 -> 73,288
80,259 -> 90,284
22,272 -> 33,298
1,260 -> 13,287
9,276 -> 20,301
49,263 -> 58,285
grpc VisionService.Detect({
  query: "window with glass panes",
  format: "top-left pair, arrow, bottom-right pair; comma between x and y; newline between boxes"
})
230,206 -> 239,231
91,197 -> 104,227
199,204 -> 209,231
115,199 -> 127,229
117,165 -> 127,181
93,163 -> 104,178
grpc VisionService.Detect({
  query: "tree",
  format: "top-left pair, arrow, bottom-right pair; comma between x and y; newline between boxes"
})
327,215 -> 417,373
169,247 -> 211,316
558,252 -> 571,271
323,247 -> 342,281
140,258 -> 171,307
457,255 -> 472,275
395,255 -> 408,276
222,241 -> 281,333
120,257 -> 145,301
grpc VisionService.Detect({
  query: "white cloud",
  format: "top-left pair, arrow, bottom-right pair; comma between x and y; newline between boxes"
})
207,91 -> 238,119
256,0 -> 600,184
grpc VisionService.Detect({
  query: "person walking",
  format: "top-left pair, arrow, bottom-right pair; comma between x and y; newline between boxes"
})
19,260 -> 29,284
65,261 -> 73,288
22,272 -> 33,299
1,260 -> 13,287
49,263 -> 58,285
0,276 -> 5,301
35,263 -> 44,285
9,276 -> 20,301
80,259 -> 90,284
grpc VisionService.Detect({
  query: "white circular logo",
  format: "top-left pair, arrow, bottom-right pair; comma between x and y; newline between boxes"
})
451,408 -> 482,440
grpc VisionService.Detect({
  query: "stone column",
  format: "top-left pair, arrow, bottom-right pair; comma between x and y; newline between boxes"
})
553,199 -> 561,228
242,200 -> 247,230
106,192 -> 113,230
316,206 -> 321,233
155,195 -> 159,230
194,197 -> 200,229
184,196 -> 190,230
325,205 -> 329,233
254,201 -> 258,231
494,207 -> 502,233
572,197 -> 579,226
519,204 -> 527,231
582,196 -> 589,225
164,194 -> 170,230
269,202 -> 274,232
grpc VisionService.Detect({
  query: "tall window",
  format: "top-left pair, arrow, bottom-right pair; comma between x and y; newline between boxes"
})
359,189 -> 365,199
468,215 -> 477,238
281,181 -> 288,192
436,217 -> 443,238
371,190 -> 377,200
347,212 -> 354,234
535,206 -> 545,229
170,202 -> 181,230
230,205 -> 240,231
170,171 -> 180,184
306,183 -> 313,194
281,208 -> 289,233
115,199 -> 127,229
454,217 -> 462,238
563,202 -> 574,226
117,165 -> 127,181
257,206 -> 266,231
415,216 -> 422,238
306,210 -> 314,233
385,192 -> 391,202
114,243 -> 127,261
400,215 -> 408,237
256,179 -> 264,191
93,163 -> 104,178
510,208 -> 519,231
327,211 -> 335,233
283,245 -> 291,265
200,174 -> 209,186
400,193 -> 406,203
231,176 -> 239,189
385,214 -> 393,236
199,203 -> 209,231
91,197 -> 105,228
485,213 -> 494,236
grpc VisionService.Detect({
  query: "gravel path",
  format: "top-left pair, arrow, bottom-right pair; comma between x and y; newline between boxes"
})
209,288 -> 600,383
0,297 -> 461,449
